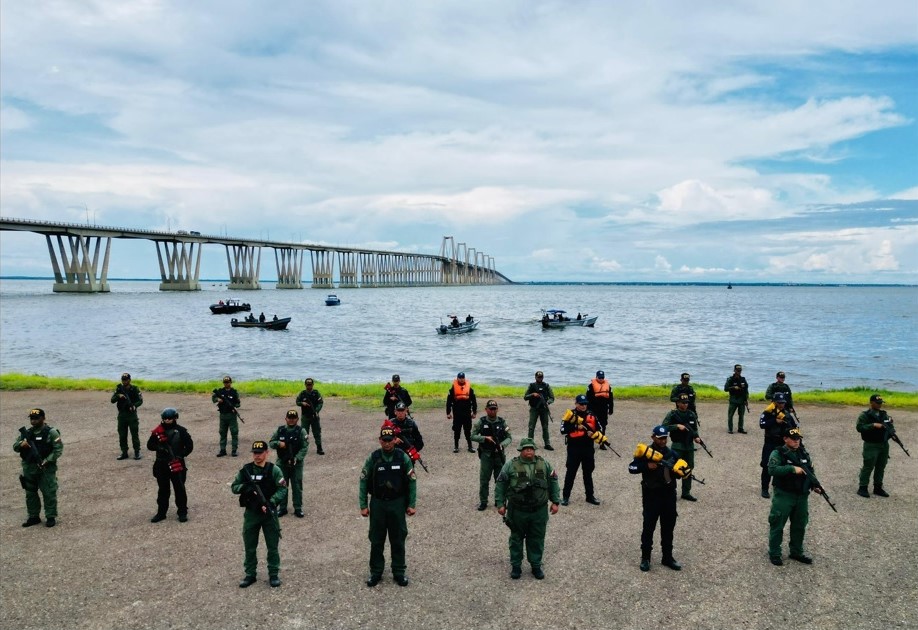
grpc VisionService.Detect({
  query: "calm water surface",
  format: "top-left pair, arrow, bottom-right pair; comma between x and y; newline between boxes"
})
1,281 -> 915,392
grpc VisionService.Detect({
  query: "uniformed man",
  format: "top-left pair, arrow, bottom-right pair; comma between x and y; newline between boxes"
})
670,373 -> 697,414
389,402 -> 424,455
383,374 -> 413,419
495,437 -> 561,580
147,407 -> 194,523
446,371 -> 478,453
523,370 -> 555,450
232,440 -> 287,588
628,425 -> 681,572
559,394 -> 603,506
759,392 -> 795,498
212,375 -> 241,457
470,399 -> 512,510
723,364 -> 749,434
295,378 -> 325,455
14,408 -> 63,528
586,370 -> 614,447
856,394 -> 895,498
663,394 -> 703,501
269,410 -> 309,517
111,372 -> 144,460
359,426 -> 418,587
767,427 -> 817,566
765,371 -> 795,415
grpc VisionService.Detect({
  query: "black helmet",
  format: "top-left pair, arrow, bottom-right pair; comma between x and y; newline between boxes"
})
161,407 -> 179,420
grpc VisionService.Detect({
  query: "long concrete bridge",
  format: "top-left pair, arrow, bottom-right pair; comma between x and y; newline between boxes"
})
0,217 -> 511,292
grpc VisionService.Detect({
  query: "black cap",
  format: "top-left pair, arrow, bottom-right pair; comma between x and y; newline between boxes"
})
395,402 -> 407,411
734,364 -> 742,371
783,427 -> 802,439
575,394 -> 588,405
121,372 -> 131,380
596,370 -> 605,378
251,441 -> 268,453
457,372 -> 465,378
285,409 -> 299,419
222,376 -> 232,383
392,374 -> 400,382
535,371 -> 544,378
380,427 -> 396,441
486,400 -> 499,409
773,393 -> 787,403
29,408 -> 45,419
870,394 -> 884,404
776,371 -> 786,378
677,394 -> 690,404
304,378 -> 314,385
681,373 -> 690,380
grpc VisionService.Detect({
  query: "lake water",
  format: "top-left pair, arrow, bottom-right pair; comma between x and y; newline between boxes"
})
0,280 -> 915,392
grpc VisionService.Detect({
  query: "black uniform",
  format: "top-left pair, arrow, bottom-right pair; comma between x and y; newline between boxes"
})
446,382 -> 478,451
383,387 -> 413,419
147,422 -> 194,520
559,408 -> 599,502
669,383 -> 696,413
759,405 -> 797,494
629,445 -> 678,563
390,417 -> 424,454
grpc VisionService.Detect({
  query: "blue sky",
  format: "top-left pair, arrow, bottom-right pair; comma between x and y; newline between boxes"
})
1,1 -> 916,283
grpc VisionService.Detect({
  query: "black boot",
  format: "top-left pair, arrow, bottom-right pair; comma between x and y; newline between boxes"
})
857,486 -> 870,498
873,486 -> 889,497
640,555 -> 650,572
117,452 -> 129,460
22,517 -> 41,528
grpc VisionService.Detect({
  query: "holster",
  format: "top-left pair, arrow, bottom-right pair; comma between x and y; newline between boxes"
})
19,475 -> 38,492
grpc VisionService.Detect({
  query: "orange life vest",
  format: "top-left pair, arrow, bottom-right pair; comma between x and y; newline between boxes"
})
591,379 -> 610,398
567,412 -> 598,439
452,380 -> 471,401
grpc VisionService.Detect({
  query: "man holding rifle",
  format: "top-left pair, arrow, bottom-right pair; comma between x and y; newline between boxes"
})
111,372 -> 143,460
663,394 -> 705,502
147,407 -> 194,523
856,394 -> 903,498
14,408 -> 63,528
269,410 -> 309,517
524,370 -> 555,451
724,364 -> 749,434
766,426 -> 821,566
232,440 -> 287,588
212,375 -> 241,457
295,377 -> 325,455
471,400 -> 512,511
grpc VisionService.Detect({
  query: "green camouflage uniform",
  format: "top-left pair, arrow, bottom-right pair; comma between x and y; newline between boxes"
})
111,383 -> 143,456
232,462 -> 287,579
359,448 -> 418,578
269,424 -> 309,512
14,424 -> 63,521
471,414 -> 512,505
495,455 -> 561,570
295,388 -> 325,452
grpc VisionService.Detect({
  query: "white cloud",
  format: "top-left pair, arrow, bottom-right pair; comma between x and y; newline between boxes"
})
655,256 -> 672,272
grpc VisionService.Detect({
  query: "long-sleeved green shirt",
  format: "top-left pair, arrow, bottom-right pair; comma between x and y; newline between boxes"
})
358,448 -> 417,510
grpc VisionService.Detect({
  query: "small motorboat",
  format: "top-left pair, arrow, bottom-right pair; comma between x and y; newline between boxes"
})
325,294 -> 341,306
231,316 -> 291,330
540,309 -> 598,328
210,299 -> 251,314
437,314 -> 479,335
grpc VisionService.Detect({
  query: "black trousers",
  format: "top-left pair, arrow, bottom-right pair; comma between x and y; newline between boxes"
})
562,444 -> 596,499
760,440 -> 782,490
591,408 -> 609,434
452,414 -> 473,446
640,486 -> 677,559
154,469 -> 188,516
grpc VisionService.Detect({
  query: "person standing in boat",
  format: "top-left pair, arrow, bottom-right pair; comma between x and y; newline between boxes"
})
383,375 -> 413,418
446,372 -> 478,453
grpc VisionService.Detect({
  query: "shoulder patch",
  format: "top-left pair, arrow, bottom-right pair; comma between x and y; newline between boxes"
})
550,470 -> 558,479
408,468 -> 417,480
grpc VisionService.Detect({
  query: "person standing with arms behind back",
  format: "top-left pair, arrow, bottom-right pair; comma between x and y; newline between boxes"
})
295,378 -> 325,455
14,408 -> 63,528
111,372 -> 143,460
212,375 -> 241,457
670,373 -> 697,414
524,371 -> 555,450
586,370 -> 614,448
495,437 -> 561,580
359,426 -> 417,587
724,364 -> 749,434
856,394 -> 895,498
446,372 -> 478,453
147,408 -> 193,523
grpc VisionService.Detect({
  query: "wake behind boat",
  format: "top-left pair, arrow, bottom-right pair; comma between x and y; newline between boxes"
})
231,316 -> 291,330
541,309 -> 597,328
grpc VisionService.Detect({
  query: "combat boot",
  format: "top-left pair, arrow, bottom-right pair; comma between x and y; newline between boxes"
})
476,502 -> 487,511
873,487 -> 889,497
857,486 -> 870,498
639,555 -> 650,572
134,450 -> 142,460
239,576 -> 257,588
510,566 -> 522,579
531,566 -> 545,580
366,574 -> 382,587
467,442 -> 476,453
117,452 -> 129,460
22,517 -> 41,528
45,518 -> 56,528
217,450 -> 227,457
394,575 -> 409,587
269,576 -> 281,587
761,488 -> 770,499
150,513 -> 167,523
662,557 -> 682,571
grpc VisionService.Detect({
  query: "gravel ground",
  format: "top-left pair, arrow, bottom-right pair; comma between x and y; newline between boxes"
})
1,390 -> 916,630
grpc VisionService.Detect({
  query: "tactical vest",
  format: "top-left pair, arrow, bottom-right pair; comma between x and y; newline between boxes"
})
666,410 -> 698,447
771,447 -> 811,494
214,388 -> 239,413
239,462 -> 278,509
276,425 -> 304,459
452,380 -> 471,401
19,425 -> 54,461
115,385 -> 141,411
478,418 -> 507,452
506,457 -> 549,508
860,410 -> 889,443
368,450 -> 409,500
590,379 -> 610,398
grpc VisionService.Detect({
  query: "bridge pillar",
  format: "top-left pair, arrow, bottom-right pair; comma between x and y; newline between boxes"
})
274,247 -> 304,289
226,244 -> 261,290
310,250 -> 334,288
154,240 -> 202,291
359,252 -> 377,287
46,234 -> 111,293
337,251 -> 359,288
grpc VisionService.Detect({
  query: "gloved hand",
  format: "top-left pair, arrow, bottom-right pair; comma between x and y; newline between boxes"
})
158,432 -> 169,443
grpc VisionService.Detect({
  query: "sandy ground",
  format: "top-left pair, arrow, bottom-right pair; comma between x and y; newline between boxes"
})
1,390 -> 916,630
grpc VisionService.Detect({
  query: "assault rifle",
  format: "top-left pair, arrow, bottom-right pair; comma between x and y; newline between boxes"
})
114,384 -> 137,412
591,431 -> 621,457
885,418 -> 911,457
391,426 -> 429,473
213,391 -> 245,424
697,437 -> 714,458
535,393 -> 554,424
788,452 -> 837,513
18,428 -> 45,469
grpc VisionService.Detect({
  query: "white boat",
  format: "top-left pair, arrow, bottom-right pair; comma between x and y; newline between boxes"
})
325,294 -> 341,306
541,309 -> 597,328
